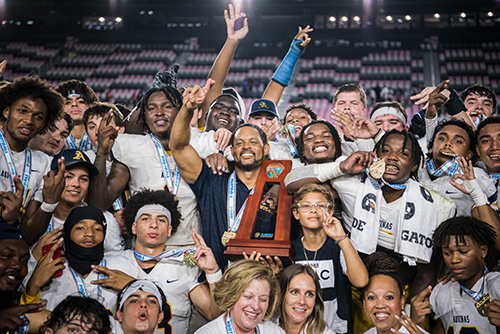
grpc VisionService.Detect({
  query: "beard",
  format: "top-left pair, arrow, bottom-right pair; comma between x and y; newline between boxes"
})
234,155 -> 264,171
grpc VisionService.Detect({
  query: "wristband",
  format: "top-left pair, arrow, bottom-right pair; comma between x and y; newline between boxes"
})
206,268 -> 222,284
272,40 -> 305,86
335,235 -> 348,244
444,89 -> 466,116
40,201 -> 58,213
463,179 -> 488,207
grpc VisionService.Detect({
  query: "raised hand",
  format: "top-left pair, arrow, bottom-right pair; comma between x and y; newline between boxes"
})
261,118 -> 280,141
214,128 -> 232,151
205,153 -> 228,175
32,227 -> 63,261
243,251 -> 284,275
294,25 -> 313,47
0,303 -> 45,333
0,176 -> 24,223
410,286 -> 432,327
332,109 -> 379,140
26,239 -> 65,296
42,157 -> 66,205
192,229 -> 218,274
183,79 -> 216,111
393,311 -> 425,334
485,299 -> 500,326
449,156 -> 475,194
91,265 -> 135,291
0,60 -> 6,78
96,110 -> 119,156
339,151 -> 377,174
322,210 -> 346,241
426,80 -> 450,119
225,3 -> 248,42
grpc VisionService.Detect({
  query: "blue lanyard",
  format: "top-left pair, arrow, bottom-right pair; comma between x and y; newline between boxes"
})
134,247 -> 194,262
46,215 -> 55,233
365,159 -> 409,190
227,172 -> 255,233
285,124 -> 298,157
16,315 -> 29,334
0,130 -> 32,207
69,259 -> 106,298
66,133 -> 92,151
460,267 -> 489,301
225,313 -> 260,334
471,113 -> 486,128
150,134 -> 181,195
426,158 -> 462,177
489,173 -> 500,181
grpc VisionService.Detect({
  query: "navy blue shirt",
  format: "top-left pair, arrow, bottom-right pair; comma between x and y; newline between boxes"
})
189,162 -> 252,271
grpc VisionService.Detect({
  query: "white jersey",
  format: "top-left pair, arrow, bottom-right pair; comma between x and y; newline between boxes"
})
419,166 -> 497,216
36,252 -> 138,314
49,211 -> 124,252
111,134 -> 201,246
115,250 -> 201,334
194,314 -> 286,334
340,137 -> 375,157
363,324 -> 429,334
85,150 -> 112,175
0,147 -> 50,207
190,128 -> 219,159
269,138 -> 304,170
430,271 -> 500,333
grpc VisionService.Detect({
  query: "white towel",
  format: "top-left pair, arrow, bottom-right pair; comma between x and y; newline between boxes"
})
350,177 -> 438,264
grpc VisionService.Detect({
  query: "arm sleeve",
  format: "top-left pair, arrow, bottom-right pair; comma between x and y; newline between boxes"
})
190,129 -> 218,159
103,211 -> 125,252
284,157 -> 346,186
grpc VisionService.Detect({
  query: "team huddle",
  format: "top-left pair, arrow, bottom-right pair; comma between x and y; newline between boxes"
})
0,3 -> 499,334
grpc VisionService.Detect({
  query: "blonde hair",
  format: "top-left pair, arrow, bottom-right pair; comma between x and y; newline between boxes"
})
214,260 -> 280,321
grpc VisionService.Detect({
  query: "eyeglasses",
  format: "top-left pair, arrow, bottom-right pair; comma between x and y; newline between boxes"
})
296,202 -> 331,212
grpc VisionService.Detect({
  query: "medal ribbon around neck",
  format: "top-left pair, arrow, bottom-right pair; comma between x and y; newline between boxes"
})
460,266 -> 489,301
16,315 -> 29,334
0,129 -> 32,207
426,158 -> 462,177
150,134 -> 180,196
285,124 -> 298,157
66,132 -> 93,151
69,259 -> 106,298
227,172 -> 255,234
134,247 -> 195,262
366,158 -> 409,190
471,113 -> 487,128
225,313 -> 260,334
489,173 -> 500,181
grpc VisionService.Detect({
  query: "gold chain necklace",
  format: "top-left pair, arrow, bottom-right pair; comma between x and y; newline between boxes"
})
302,240 -> 318,267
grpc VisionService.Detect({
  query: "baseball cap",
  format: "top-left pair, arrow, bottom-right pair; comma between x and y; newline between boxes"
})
0,222 -> 27,243
222,88 -> 246,120
249,99 -> 279,119
51,149 -> 99,176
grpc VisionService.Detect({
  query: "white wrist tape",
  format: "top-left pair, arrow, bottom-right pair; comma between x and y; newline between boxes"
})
40,201 -> 58,213
463,179 -> 488,207
206,269 -> 222,284
316,156 -> 347,183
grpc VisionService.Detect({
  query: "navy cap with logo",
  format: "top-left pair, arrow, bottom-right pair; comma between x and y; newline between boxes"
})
0,222 -> 28,243
249,98 -> 279,119
51,149 -> 99,176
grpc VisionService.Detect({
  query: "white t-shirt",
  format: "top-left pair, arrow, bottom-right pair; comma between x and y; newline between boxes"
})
114,250 -> 201,334
269,138 -> 304,170
378,197 -> 402,249
85,150 -> 112,175
190,128 -> 219,159
430,271 -> 500,334
363,324 -> 429,334
419,166 -> 496,216
111,134 -> 201,246
36,252 -> 138,314
194,313 -> 286,334
0,147 -> 50,207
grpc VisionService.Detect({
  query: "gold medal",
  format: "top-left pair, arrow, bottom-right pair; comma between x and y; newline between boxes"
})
183,251 -> 197,268
475,293 -> 491,317
221,231 -> 237,246
369,159 -> 386,179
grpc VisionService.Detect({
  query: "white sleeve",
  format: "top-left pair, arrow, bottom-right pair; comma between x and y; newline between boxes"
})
474,167 -> 497,202
111,135 -> 124,163
33,155 -> 51,203
190,128 -> 218,159
284,157 -> 346,187
429,283 -> 442,320
103,211 -> 125,252
425,116 -> 438,146
339,249 -> 347,275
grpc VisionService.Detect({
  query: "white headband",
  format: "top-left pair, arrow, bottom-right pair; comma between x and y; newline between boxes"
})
370,106 -> 407,125
67,89 -> 82,98
134,204 -> 172,225
119,280 -> 163,311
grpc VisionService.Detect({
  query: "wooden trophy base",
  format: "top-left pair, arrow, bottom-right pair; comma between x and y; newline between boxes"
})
224,239 -> 295,266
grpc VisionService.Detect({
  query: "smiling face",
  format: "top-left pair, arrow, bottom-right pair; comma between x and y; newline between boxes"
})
70,219 -> 104,248
283,273 -> 316,329
144,91 -> 179,140
334,91 -> 366,117
206,96 -> 241,133
285,108 -> 312,138
29,118 -> 70,156
464,92 -> 494,119
60,166 -> 90,206
373,114 -> 406,132
363,275 -> 405,333
429,125 -> 472,167
476,123 -> 500,173
64,96 -> 88,124
231,126 -> 269,172
117,291 -> 164,334
3,96 -> 48,146
132,212 -> 172,249
292,192 -> 333,231
230,279 -> 270,334
441,235 -> 487,290
301,123 -> 337,164
377,134 -> 417,184
0,239 -> 29,291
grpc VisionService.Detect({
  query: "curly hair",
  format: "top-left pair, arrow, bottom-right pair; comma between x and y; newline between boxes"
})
283,103 -> 318,124
374,130 -> 423,181
427,118 -> 476,164
461,83 -> 497,111
137,87 -> 183,133
39,296 -> 110,334
296,120 -> 342,164
56,79 -> 98,106
277,264 -> 326,334
0,76 -> 64,134
122,189 -> 181,236
214,260 -> 280,321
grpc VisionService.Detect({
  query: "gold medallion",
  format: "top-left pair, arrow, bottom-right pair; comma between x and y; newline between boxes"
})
221,231 -> 237,246
475,293 -> 491,317
369,159 -> 386,179
183,251 -> 197,268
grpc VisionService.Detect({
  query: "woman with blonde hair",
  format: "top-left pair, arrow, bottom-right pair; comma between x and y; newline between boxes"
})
195,260 -> 285,334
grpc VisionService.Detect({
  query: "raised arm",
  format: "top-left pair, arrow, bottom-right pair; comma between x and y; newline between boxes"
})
198,4 -> 248,128
171,80 -> 215,184
262,25 -> 312,106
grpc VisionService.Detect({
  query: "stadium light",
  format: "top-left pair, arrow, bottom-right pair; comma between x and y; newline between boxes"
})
386,15 -> 393,21
460,12 -> 466,18
405,15 -> 411,20
341,16 -> 348,22
488,11 -> 493,17
434,13 -> 440,19
329,16 -> 336,22
98,17 -> 105,22
115,17 -> 122,22
353,16 -> 360,22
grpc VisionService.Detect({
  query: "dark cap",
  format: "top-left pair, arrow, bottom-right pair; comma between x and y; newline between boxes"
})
0,222 -> 28,243
249,99 -> 279,119
51,149 -> 99,176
